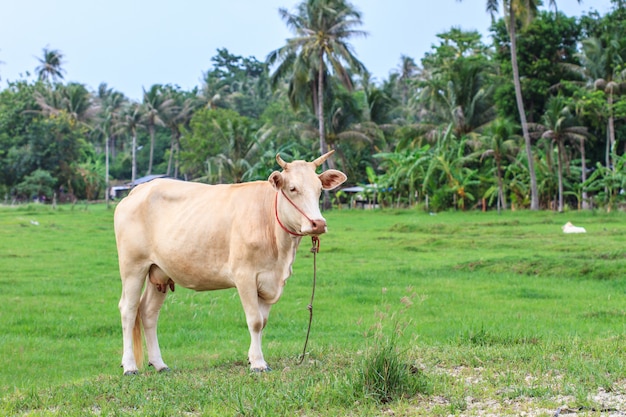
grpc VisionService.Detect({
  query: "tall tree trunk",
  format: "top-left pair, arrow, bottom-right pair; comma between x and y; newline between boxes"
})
580,136 -> 589,209
105,136 -> 110,208
174,139 -> 180,178
496,157 -> 506,214
557,140 -> 564,212
317,53 -> 330,165
166,134 -> 175,176
605,123 -> 610,170
508,6 -> 539,210
148,125 -> 155,175
132,132 -> 137,185
607,92 -> 615,170
111,136 -> 117,159
318,63 -> 325,156
317,52 -> 333,209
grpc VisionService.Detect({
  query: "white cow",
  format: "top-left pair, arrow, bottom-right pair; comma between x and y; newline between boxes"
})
562,221 -> 586,234
114,151 -> 346,374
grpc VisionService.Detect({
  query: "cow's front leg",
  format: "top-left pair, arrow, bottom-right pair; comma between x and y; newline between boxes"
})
237,285 -> 272,371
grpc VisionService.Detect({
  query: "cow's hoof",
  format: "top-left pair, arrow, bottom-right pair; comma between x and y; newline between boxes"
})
123,370 -> 139,376
149,363 -> 171,373
158,367 -> 171,373
251,366 -> 272,373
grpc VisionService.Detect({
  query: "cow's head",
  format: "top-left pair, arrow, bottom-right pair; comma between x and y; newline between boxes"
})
269,150 -> 347,236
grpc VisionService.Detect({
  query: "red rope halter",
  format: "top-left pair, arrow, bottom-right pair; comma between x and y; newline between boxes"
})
274,189 -> 316,237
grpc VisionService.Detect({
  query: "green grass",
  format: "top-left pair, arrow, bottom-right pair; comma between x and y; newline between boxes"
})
1,204 -> 626,415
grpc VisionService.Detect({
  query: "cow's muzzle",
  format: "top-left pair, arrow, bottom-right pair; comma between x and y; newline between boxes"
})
308,219 -> 327,235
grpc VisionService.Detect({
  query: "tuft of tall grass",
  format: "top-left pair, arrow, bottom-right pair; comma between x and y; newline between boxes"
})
356,290 -> 432,404
357,329 -> 431,404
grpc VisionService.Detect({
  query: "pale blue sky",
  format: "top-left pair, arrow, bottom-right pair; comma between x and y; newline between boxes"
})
0,0 -> 614,101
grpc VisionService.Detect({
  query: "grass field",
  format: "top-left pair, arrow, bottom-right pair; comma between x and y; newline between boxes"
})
1,203 -> 625,416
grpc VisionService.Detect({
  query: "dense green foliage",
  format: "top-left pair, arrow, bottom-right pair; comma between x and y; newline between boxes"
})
1,1 -> 625,211
1,205 -> 626,415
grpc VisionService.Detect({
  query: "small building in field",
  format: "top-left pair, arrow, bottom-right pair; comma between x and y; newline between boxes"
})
110,174 -> 168,200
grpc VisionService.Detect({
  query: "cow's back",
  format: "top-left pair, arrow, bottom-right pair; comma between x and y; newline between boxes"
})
114,179 -> 277,291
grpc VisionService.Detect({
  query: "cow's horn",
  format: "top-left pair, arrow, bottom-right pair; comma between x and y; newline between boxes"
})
276,153 -> 288,169
312,150 -> 335,167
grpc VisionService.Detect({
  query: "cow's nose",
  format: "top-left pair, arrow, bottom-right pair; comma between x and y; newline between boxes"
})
310,219 -> 327,235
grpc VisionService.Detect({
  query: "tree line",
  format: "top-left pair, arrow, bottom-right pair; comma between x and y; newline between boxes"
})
1,0 -> 625,211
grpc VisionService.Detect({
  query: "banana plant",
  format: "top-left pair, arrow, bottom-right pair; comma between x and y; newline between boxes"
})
584,152 -> 626,211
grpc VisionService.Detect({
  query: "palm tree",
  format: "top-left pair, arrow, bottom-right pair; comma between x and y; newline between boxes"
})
479,117 -> 520,213
207,109 -> 261,184
161,85 -> 200,177
321,79 -> 382,181
576,36 -> 626,170
360,72 -> 399,128
393,55 -> 419,107
417,28 -> 496,150
118,103 -> 144,184
267,0 -> 367,169
142,85 -> 174,175
495,0 -> 539,209
531,96 -> 589,212
419,46 -> 496,136
34,82 -> 97,126
35,47 -> 66,83
94,83 -> 126,207
61,83 -> 98,123
457,0 -> 579,209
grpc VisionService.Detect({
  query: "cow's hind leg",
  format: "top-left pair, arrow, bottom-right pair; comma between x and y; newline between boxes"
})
140,268 -> 170,372
237,285 -> 273,372
119,268 -> 147,375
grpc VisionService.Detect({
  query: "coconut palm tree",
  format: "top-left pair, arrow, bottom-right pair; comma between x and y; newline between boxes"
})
206,109 -> 261,184
34,82 -> 97,126
576,36 -> 626,170
531,96 -> 590,212
61,83 -> 98,123
161,85 -> 201,177
360,72 -> 399,128
142,85 -> 174,175
118,102 -> 144,184
479,117 -> 520,213
457,0 -> 579,209
493,0 -> 539,209
94,83 -> 126,207
417,28 -> 496,143
311,78 -> 383,182
35,47 -> 66,83
419,50 -> 496,136
267,0 -> 367,168
393,55 -> 419,107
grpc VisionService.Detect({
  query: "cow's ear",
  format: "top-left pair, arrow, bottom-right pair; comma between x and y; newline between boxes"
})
268,171 -> 284,190
319,169 -> 347,190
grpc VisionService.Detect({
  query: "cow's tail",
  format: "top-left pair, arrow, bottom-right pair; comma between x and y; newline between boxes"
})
133,312 -> 144,369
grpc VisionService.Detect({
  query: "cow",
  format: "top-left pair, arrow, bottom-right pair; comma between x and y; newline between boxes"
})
114,151 -> 347,375
562,221 -> 586,234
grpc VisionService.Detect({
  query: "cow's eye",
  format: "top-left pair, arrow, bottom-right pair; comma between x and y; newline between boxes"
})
289,186 -> 297,193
